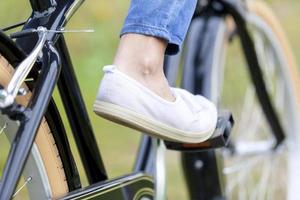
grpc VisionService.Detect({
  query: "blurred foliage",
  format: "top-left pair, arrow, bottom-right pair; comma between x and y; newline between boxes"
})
0,0 -> 299,199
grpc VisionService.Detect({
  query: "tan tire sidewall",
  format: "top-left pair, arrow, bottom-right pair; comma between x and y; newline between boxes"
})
247,0 -> 300,113
0,55 -> 68,199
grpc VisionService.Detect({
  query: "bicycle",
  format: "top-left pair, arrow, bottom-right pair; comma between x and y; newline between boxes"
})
0,0 -> 299,199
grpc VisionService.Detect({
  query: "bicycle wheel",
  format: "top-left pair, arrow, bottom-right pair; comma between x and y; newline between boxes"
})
214,1 -> 300,199
0,53 -> 68,199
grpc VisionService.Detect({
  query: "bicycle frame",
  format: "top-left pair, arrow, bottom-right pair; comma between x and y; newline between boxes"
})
0,0 -> 287,199
166,0 -> 287,199
23,0 -> 108,184
0,0 -> 106,198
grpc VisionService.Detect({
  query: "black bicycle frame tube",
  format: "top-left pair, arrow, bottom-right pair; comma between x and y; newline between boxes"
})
19,0 -> 85,53
181,1 -> 286,199
219,0 -> 285,146
0,43 -> 61,200
56,36 -> 107,183
180,8 -> 226,199
1,23 -> 82,191
17,0 -> 108,185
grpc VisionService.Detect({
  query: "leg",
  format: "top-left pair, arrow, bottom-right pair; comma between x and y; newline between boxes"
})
114,0 -> 198,101
114,34 -> 174,101
94,0 -> 218,143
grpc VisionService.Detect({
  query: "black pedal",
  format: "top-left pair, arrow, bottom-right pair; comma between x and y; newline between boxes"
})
165,111 -> 234,152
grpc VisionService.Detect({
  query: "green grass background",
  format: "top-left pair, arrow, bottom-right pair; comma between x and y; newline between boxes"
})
0,0 -> 300,199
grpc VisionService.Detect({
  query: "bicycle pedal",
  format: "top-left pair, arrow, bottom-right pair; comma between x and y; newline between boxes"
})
165,111 -> 234,152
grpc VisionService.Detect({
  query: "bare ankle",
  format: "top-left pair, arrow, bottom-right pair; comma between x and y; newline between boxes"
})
113,34 -> 165,75
112,33 -> 175,101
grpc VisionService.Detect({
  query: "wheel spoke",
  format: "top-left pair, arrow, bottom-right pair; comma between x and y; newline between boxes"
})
0,121 -> 7,135
225,155 -> 264,195
257,157 -> 272,200
222,5 -> 300,199
266,154 -> 280,200
274,75 -> 285,113
12,177 -> 32,198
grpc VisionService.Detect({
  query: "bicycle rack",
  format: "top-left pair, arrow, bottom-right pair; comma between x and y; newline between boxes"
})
165,111 -> 234,152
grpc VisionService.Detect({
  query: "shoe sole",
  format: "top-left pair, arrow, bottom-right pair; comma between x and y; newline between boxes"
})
93,100 -> 215,143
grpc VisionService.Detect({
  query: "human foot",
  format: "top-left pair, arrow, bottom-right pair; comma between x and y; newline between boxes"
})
93,65 -> 218,143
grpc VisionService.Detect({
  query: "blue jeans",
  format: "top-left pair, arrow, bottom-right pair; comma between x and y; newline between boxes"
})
121,0 -> 197,55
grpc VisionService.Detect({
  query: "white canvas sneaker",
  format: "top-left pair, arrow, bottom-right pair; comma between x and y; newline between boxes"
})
93,65 -> 218,143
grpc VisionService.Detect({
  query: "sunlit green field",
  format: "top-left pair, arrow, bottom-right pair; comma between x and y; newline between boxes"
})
0,0 -> 299,199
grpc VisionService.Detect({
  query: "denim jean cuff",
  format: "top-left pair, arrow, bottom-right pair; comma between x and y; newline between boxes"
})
120,24 -> 181,55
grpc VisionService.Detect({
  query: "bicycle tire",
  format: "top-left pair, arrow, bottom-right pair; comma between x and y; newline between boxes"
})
179,0 -> 300,199
248,1 -> 300,107
0,54 -> 69,199
217,1 -> 300,199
